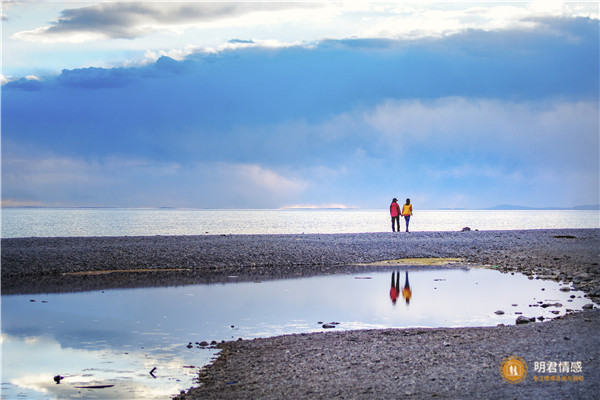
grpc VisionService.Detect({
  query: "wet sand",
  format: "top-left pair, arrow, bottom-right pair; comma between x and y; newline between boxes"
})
2,229 -> 599,398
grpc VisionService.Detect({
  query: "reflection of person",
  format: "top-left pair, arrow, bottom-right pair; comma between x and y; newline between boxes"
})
390,271 -> 400,304
401,198 -> 413,232
390,198 -> 401,232
402,271 -> 412,305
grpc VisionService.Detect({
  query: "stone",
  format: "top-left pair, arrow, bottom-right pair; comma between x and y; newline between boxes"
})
516,316 -> 534,324
494,310 -> 505,315
559,286 -> 571,292
582,304 -> 594,310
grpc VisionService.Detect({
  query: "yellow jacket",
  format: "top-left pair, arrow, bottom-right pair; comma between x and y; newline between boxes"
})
402,204 -> 412,216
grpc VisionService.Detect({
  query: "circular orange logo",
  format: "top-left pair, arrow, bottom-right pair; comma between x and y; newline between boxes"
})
500,356 -> 528,384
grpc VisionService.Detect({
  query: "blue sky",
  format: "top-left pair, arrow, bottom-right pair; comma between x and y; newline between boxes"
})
2,2 -> 599,209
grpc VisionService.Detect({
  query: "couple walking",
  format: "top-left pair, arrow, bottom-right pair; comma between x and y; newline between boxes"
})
390,198 -> 412,232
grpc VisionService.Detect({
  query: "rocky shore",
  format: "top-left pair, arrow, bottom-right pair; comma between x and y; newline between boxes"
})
2,228 -> 599,398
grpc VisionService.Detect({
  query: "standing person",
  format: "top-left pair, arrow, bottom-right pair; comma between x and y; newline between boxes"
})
390,198 -> 401,232
402,198 -> 413,232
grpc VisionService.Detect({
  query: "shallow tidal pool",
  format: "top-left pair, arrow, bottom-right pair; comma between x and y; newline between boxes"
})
1,267 -> 594,399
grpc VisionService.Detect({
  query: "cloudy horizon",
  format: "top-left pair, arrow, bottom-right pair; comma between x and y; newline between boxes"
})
2,2 -> 599,210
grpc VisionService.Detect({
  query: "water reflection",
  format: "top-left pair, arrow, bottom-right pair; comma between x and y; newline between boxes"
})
2,268 -> 595,399
390,271 -> 412,305
402,271 -> 412,305
390,271 -> 400,304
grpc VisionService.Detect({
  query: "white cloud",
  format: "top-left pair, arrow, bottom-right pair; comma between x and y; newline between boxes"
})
1,154 -> 309,208
219,163 -> 307,196
11,2 -> 325,43
359,2 -> 597,39
137,38 -> 300,66
363,97 -> 599,163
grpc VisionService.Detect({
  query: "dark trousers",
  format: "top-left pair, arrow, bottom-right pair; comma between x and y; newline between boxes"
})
391,216 -> 400,232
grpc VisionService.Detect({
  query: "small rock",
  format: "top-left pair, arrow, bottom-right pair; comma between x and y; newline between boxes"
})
461,227 -> 471,232
537,316 -> 545,321
550,310 -> 560,315
322,324 -> 336,329
582,304 -> 594,310
516,316 -> 534,324
559,286 -> 571,292
494,310 -> 505,315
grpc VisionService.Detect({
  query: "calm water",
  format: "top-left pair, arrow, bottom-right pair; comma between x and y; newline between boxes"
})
2,268 -> 594,399
2,208 -> 598,237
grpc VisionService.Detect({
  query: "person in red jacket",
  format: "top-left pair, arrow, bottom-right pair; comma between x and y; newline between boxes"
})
390,271 -> 400,304
390,198 -> 401,232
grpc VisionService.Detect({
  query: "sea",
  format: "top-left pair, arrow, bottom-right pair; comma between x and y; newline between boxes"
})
1,208 -> 598,238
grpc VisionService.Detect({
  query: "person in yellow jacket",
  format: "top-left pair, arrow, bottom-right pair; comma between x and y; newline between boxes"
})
402,270 -> 412,304
401,198 -> 413,232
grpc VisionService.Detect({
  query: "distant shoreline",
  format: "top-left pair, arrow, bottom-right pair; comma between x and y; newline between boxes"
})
2,205 -> 599,210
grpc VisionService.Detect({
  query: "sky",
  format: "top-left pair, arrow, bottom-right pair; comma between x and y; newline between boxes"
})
2,1 -> 599,210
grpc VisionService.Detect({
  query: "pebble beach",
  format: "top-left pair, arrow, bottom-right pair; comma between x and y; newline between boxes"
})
2,228 -> 599,398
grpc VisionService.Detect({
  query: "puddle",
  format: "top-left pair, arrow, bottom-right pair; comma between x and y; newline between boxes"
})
1,267 -> 595,399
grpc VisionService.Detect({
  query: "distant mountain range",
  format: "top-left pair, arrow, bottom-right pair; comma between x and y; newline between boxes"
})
438,205 -> 599,211
487,204 -> 599,211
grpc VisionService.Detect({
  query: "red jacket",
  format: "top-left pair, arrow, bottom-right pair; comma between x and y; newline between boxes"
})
390,202 -> 401,217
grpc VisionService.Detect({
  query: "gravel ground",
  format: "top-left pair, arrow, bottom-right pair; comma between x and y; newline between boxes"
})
2,228 -> 599,399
